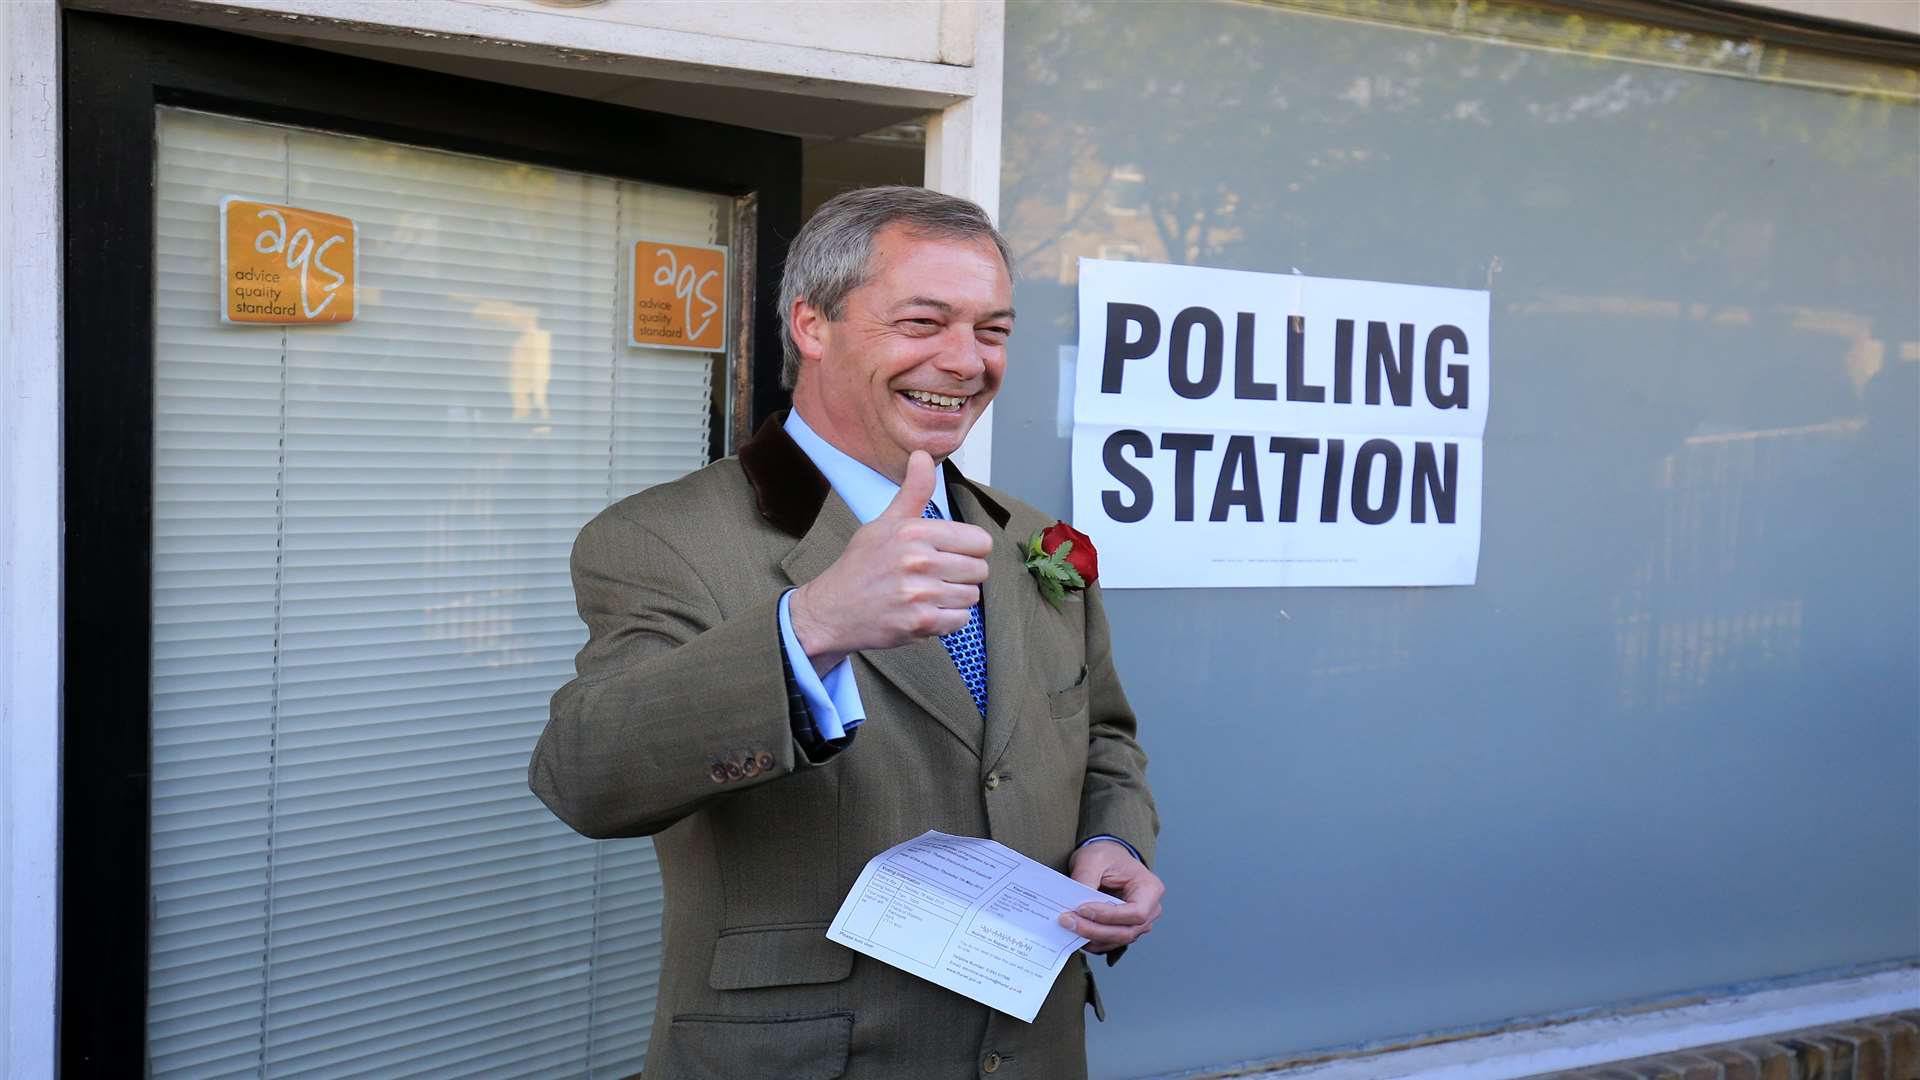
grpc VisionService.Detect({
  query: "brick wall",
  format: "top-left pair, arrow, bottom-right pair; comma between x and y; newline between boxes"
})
1542,1011 -> 1919,1080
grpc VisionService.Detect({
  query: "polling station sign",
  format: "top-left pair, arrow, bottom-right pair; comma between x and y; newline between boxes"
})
1071,259 -> 1490,588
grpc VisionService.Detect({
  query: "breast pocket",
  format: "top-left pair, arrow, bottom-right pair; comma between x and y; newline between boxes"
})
1048,664 -> 1089,719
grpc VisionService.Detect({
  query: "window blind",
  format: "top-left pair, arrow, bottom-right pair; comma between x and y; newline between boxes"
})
150,106 -> 723,1079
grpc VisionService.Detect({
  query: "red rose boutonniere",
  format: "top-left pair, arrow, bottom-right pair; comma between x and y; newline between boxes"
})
1024,521 -> 1098,609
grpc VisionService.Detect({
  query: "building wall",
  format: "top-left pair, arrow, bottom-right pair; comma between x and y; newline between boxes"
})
2,0 -> 1912,1077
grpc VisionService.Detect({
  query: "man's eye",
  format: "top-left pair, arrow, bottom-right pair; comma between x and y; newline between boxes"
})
978,326 -> 1011,343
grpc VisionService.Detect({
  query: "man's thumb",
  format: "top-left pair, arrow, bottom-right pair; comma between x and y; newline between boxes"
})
885,451 -> 937,518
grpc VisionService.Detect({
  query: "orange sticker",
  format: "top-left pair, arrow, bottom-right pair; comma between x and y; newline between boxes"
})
632,240 -> 727,351
221,197 -> 356,324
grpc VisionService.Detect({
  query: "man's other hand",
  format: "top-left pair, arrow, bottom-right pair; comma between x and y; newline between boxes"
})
1060,840 -> 1164,955
789,450 -> 993,674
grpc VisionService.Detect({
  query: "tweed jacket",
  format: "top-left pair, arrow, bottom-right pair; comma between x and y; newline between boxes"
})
529,414 -> 1158,1080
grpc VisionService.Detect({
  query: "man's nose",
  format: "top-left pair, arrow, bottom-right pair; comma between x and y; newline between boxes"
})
932,327 -> 988,381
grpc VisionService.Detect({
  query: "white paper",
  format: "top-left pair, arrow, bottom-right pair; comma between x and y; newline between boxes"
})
1072,258 -> 1491,588
825,831 -> 1119,1023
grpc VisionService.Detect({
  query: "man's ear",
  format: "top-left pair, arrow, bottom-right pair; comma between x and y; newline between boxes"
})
789,298 -> 830,365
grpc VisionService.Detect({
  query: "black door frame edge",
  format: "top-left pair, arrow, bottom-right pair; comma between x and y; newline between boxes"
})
60,11 -> 799,1075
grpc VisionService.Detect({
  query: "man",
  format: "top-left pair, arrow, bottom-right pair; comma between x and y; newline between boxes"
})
530,186 -> 1161,1079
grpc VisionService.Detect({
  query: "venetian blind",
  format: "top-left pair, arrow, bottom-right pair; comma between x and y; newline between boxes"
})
149,106 -> 722,1078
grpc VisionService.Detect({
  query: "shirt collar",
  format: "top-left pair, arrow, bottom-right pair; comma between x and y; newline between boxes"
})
783,408 -> 951,525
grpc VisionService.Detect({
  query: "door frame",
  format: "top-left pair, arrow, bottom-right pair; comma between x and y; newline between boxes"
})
60,11 -> 800,1073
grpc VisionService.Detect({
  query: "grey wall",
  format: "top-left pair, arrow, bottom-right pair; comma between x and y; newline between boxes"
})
994,3 -> 1920,1077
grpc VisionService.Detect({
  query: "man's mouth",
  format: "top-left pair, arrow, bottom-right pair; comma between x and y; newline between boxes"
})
900,389 -> 969,412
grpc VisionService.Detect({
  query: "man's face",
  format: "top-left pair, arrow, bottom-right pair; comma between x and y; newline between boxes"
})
790,224 -> 1014,482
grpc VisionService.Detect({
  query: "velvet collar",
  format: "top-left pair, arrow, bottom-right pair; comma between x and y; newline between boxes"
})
737,410 -> 1010,539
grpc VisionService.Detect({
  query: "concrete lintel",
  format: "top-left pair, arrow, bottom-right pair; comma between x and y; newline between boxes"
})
1733,0 -> 1920,39
70,0 -> 979,110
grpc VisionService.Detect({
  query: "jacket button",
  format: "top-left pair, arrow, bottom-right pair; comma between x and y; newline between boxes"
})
757,751 -> 775,771
983,774 -> 1000,791
741,756 -> 760,778
708,763 -> 727,784
724,761 -> 742,780
982,1051 -> 1001,1073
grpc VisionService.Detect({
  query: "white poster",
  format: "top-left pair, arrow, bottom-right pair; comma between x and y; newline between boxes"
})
1071,259 -> 1490,588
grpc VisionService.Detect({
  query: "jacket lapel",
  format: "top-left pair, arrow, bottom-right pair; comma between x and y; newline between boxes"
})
949,477 -> 1035,777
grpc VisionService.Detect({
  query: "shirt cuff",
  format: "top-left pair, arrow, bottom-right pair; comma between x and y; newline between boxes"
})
778,588 -> 867,741
1078,834 -> 1144,864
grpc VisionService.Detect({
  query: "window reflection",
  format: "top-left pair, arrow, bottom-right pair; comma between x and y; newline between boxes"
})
998,1 -> 1917,1065
466,297 -> 553,423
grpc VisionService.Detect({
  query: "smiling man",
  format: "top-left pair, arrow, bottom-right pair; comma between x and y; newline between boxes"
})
531,187 -> 1161,1080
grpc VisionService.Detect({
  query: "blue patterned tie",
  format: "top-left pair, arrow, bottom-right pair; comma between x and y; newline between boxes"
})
922,501 -> 988,716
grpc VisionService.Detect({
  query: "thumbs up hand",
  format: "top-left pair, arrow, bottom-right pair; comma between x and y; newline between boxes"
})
880,448 -> 943,524
789,451 -> 993,676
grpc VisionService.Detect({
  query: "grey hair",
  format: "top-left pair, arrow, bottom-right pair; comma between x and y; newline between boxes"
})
778,186 -> 1013,389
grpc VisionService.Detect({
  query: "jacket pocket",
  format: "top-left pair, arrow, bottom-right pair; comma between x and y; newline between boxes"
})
708,923 -> 854,990
654,1011 -> 853,1080
1048,665 -> 1090,719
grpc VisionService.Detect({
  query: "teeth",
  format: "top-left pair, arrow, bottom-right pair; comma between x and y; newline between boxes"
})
905,390 -> 965,408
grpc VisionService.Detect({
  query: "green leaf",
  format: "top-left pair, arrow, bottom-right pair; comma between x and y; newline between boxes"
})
1038,575 -> 1065,609
1027,530 -> 1081,608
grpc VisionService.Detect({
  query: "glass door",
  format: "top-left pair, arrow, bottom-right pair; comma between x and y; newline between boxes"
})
61,13 -> 799,1076
147,107 -> 730,1078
